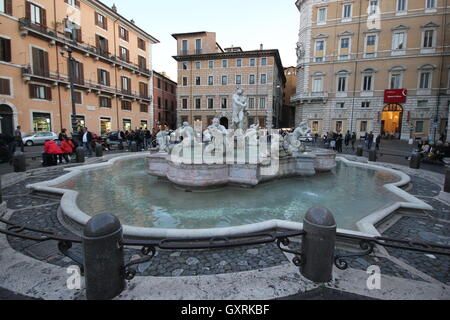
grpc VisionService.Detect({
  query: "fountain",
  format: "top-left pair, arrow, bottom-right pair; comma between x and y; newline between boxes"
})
148,88 -> 337,189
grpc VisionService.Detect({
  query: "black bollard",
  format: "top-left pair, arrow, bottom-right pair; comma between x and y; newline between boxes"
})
83,213 -> 125,300
301,207 -> 337,283
12,152 -> 26,172
356,145 -> 363,157
130,141 -> 138,152
95,143 -> 103,157
76,147 -> 85,163
444,168 -> 450,193
368,149 -> 377,162
409,152 -> 421,169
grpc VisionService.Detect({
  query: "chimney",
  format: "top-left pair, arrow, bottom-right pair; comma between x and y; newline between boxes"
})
112,4 -> 117,12
260,44 -> 264,50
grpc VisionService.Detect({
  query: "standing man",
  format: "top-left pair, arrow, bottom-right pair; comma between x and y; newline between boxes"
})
368,131 -> 375,150
15,126 -> 24,152
376,134 -> 382,151
82,127 -> 93,157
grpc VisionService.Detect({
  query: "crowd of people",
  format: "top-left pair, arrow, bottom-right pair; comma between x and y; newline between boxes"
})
321,131 -> 381,153
417,140 -> 450,164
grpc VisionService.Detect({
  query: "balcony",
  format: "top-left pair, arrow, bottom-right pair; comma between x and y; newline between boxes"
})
195,48 -> 202,55
179,49 -> 189,56
292,92 -> 329,103
19,18 -> 152,78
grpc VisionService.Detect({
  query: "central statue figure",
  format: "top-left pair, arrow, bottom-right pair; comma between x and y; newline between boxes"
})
232,88 -> 248,130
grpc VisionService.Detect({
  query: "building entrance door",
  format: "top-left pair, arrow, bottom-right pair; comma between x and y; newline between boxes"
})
381,104 -> 403,139
220,117 -> 229,129
0,105 -> 13,135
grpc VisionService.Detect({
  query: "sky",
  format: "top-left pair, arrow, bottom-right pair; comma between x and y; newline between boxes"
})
100,0 -> 300,81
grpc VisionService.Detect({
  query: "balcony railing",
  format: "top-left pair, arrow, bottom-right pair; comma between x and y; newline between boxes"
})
19,18 -> 152,78
195,48 -> 202,55
179,49 -> 189,56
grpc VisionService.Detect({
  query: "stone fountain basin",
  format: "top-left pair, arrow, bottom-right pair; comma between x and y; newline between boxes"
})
148,149 -> 337,189
26,153 -> 433,241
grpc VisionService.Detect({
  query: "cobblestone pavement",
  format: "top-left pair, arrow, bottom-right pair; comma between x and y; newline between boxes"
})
1,157 -> 449,299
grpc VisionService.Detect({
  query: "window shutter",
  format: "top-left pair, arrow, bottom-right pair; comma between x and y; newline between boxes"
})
32,47 -> 40,75
41,8 -> 47,27
97,69 -> 101,84
5,0 -> 12,15
75,0 -> 80,7
103,17 -> 108,30
106,71 -> 110,86
104,38 -> 109,54
95,35 -> 100,49
95,13 -> 99,27
3,79 -> 11,95
108,98 -> 112,108
77,27 -> 82,43
43,51 -> 49,77
79,63 -> 84,84
29,84 -> 35,98
64,0 -> 68,3
25,1 -> 31,20
47,87 -> 52,100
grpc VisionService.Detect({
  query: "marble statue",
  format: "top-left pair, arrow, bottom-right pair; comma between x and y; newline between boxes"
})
232,88 -> 248,130
204,118 -> 228,143
285,121 -> 312,154
179,122 -> 196,145
156,129 -> 170,153
296,42 -> 305,64
245,121 -> 260,147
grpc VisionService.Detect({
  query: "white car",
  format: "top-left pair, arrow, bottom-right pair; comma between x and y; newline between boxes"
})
299,134 -> 314,142
22,132 -> 58,146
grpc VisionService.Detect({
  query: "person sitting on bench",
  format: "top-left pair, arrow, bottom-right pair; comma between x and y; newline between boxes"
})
42,140 -> 62,167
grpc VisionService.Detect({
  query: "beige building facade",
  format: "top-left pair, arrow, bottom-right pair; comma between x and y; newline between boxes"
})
0,0 -> 158,137
293,0 -> 450,142
172,32 -> 286,130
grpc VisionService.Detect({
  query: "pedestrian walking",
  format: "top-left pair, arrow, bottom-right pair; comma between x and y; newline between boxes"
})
81,127 -> 93,157
368,131 -> 375,150
14,126 -> 24,152
375,134 -> 382,151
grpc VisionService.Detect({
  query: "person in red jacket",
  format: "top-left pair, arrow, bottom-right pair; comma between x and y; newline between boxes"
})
60,137 -> 74,164
42,140 -> 62,167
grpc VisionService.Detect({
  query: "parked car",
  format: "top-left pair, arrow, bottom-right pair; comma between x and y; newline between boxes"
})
299,133 -> 314,142
22,132 -> 58,146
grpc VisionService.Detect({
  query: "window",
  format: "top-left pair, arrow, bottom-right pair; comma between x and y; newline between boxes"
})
182,40 -> 188,54
317,8 -> 326,23
195,62 -> 201,69
312,121 -> 319,131
390,73 -> 402,89
195,98 -> 201,109
182,77 -> 188,86
259,97 -> 266,109
195,76 -> 201,86
222,60 -> 228,68
208,98 -> 214,109
32,112 -> 51,132
0,37 -> 11,62
73,91 -> 82,104
315,40 -> 325,62
0,78 -> 11,96
362,101 -> 371,108
367,35 -> 376,46
343,4 -> 352,19
392,32 -> 405,50
157,97 -> 161,109
32,47 -> 49,77
236,59 -> 242,67
419,72 -> 431,89
99,96 -> 111,108
261,58 -> 267,66
249,98 -> 255,109
423,30 -> 434,48
95,12 -> 107,30
138,38 -> 146,51
121,100 -> 132,111
336,121 -> 343,133
182,98 -> 188,109
312,78 -> 323,92
221,97 -> 227,109
157,78 -> 161,89
337,76 -> 347,92
0,0 -> 12,15
337,102 -> 345,109
360,121 -> 368,132
119,26 -> 129,41
363,75 -> 373,91
138,56 -> 147,71
260,74 -> 267,84
30,3 -> 43,25
316,41 -> 324,51
415,120 -> 424,133
139,82 -> 149,98
369,1 -> 378,14
249,75 -> 255,84
195,39 -> 202,53
397,0 -> 407,12
208,61 -> 214,69
208,76 -> 214,86
341,38 -> 349,49
121,76 -> 131,94
426,0 -> 436,9
250,58 -> 256,67
119,46 -> 129,62
236,75 -> 242,85
222,75 -> 227,85
418,100 -> 428,108
29,84 -> 51,100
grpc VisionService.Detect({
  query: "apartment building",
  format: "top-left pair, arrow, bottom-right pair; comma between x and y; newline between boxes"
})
153,71 -> 177,130
172,31 -> 285,130
293,0 -> 450,141
0,0 -> 158,137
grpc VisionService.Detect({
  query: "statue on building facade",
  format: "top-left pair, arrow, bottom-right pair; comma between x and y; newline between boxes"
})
296,41 -> 305,65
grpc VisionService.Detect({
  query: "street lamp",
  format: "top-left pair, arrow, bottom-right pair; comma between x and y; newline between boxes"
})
61,45 -> 80,143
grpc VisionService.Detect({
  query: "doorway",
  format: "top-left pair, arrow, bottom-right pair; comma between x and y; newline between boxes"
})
381,104 -> 403,139
0,104 -> 13,135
